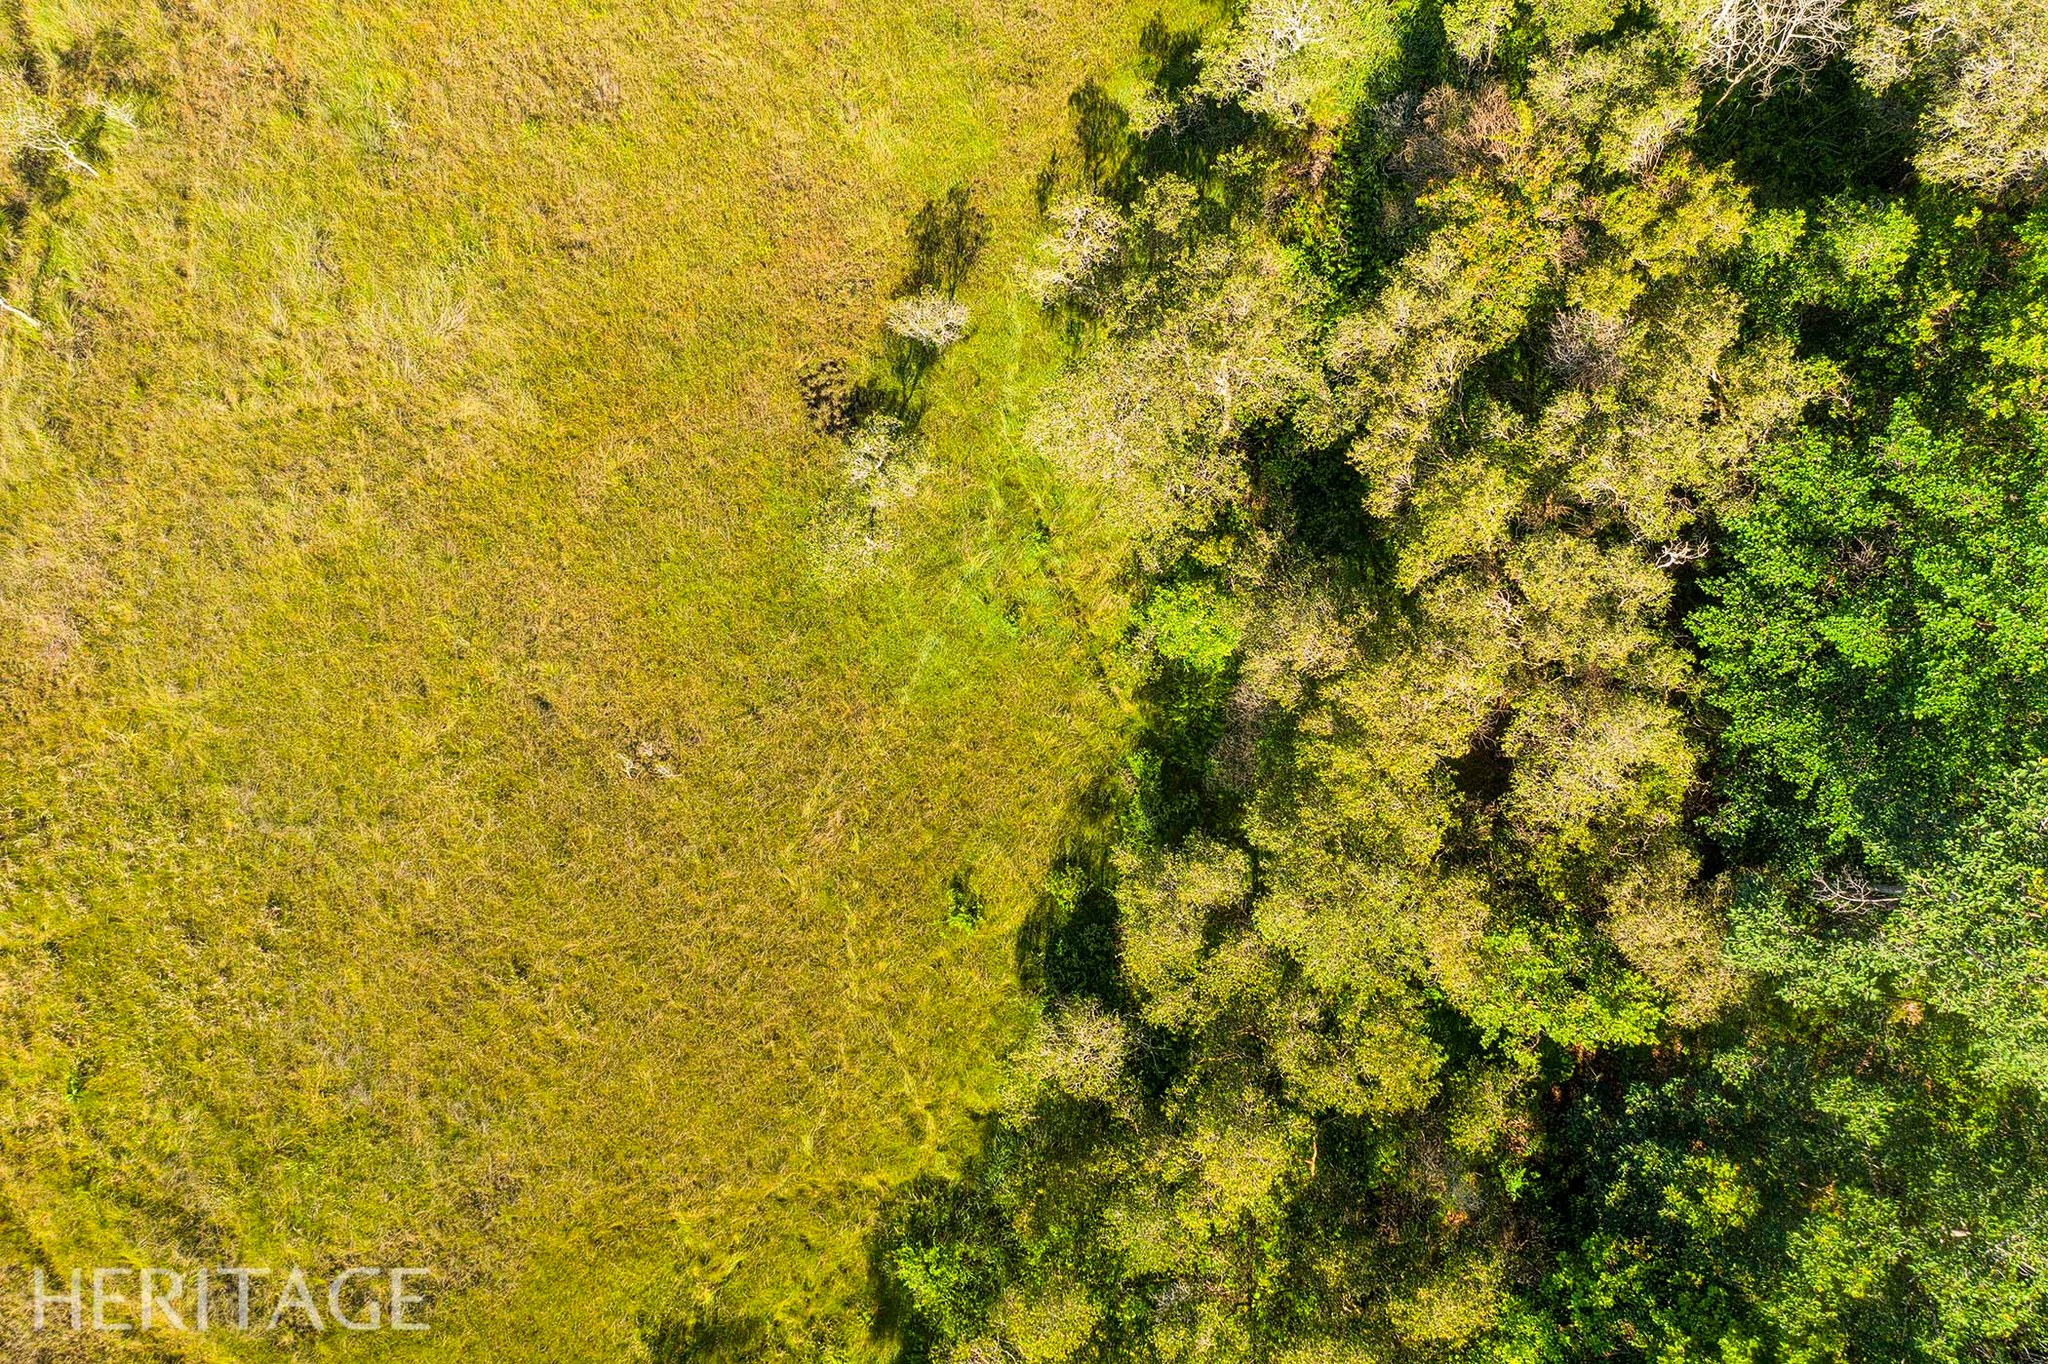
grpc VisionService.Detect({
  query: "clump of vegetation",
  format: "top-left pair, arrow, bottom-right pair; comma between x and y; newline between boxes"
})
813,412 -> 931,569
945,871 -> 987,931
799,357 -> 862,435
0,23 -> 146,332
873,0 -> 2048,1359
885,291 -> 971,352
808,187 -> 998,574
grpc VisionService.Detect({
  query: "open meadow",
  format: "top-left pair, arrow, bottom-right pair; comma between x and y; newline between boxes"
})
0,0 -> 1202,1356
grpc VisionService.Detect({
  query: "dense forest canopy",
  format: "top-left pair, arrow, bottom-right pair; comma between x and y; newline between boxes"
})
869,0 -> 2048,1359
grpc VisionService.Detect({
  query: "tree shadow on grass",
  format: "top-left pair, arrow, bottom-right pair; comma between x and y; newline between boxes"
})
901,184 -> 990,299
1013,773 -> 1130,1010
638,1303 -> 776,1364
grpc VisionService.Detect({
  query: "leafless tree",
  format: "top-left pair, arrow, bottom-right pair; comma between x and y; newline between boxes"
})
1810,867 -> 1907,918
1547,308 -> 1627,389
1696,0 -> 1854,94
1653,538 -> 1711,569
884,292 -> 969,351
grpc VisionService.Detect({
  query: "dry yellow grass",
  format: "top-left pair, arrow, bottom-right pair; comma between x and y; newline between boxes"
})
0,0 -> 1200,1357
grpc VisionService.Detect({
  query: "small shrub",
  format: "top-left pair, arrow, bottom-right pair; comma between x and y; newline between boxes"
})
797,358 -> 857,434
944,870 -> 985,931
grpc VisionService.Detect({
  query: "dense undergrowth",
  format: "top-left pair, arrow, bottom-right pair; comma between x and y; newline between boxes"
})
869,0 -> 2048,1359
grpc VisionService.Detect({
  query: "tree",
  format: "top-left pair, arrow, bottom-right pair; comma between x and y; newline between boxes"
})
885,292 -> 970,350
1850,0 -> 2048,197
875,1 -> 2048,1358
1689,0 -> 1853,95
1694,200 -> 2048,873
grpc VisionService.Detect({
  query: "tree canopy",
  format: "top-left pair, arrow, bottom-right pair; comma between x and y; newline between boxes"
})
870,1 -> 2048,1358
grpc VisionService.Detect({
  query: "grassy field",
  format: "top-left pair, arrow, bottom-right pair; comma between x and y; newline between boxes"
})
0,0 -> 1198,1356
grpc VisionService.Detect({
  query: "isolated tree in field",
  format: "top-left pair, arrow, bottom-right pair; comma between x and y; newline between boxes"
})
814,413 -> 929,568
885,292 -> 969,351
882,291 -> 968,402
842,413 -> 926,512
